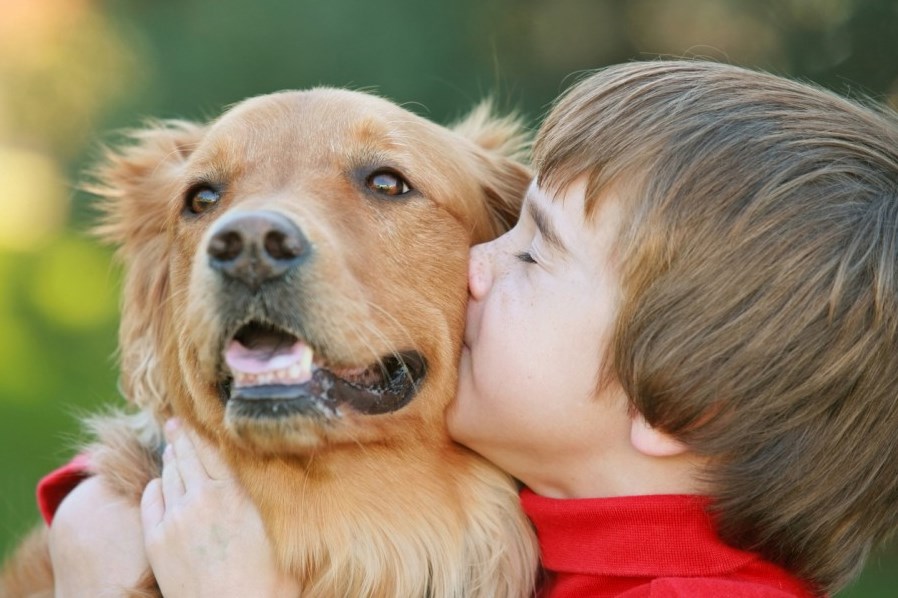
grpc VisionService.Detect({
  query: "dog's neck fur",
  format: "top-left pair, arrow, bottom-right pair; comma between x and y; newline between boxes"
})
238,442 -> 532,598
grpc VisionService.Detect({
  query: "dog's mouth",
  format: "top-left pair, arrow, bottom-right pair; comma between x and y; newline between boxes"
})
219,321 -> 426,419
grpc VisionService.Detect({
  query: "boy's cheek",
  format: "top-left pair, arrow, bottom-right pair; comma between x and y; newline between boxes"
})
446,352 -> 478,442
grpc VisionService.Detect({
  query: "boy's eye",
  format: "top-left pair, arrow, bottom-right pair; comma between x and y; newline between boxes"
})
515,251 -> 537,264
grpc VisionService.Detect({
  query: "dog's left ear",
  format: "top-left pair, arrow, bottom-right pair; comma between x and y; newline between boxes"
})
87,120 -> 206,420
452,101 -> 532,242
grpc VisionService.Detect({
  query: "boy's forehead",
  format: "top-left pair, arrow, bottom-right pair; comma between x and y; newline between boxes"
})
525,176 -> 565,205
527,175 -> 589,208
524,178 -> 541,202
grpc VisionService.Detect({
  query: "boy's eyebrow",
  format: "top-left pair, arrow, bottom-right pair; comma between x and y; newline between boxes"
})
526,199 -> 568,254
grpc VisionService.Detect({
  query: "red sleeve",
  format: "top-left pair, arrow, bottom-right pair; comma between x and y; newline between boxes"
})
618,578 -> 800,597
36,454 -> 93,525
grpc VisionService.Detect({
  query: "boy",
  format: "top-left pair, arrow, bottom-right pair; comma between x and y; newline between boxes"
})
47,60 -> 898,596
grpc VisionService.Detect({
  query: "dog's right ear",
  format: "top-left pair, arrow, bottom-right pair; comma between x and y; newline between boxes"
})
88,121 -> 206,420
451,101 -> 533,243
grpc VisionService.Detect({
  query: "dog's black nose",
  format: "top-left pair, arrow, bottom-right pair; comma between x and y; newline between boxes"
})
207,210 -> 307,288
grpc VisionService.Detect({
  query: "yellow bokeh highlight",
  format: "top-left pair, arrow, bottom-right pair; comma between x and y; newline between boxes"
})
27,234 -> 119,330
0,0 -> 143,156
0,146 -> 69,251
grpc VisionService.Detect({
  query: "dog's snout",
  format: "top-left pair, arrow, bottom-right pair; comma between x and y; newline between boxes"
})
208,210 -> 308,288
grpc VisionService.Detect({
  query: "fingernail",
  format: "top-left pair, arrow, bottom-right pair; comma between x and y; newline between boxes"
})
164,418 -> 182,441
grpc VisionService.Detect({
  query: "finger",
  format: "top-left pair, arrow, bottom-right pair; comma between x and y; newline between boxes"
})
184,428 -> 233,481
160,443 -> 186,502
140,478 -> 164,531
169,425 -> 211,488
162,417 -> 183,444
166,419 -> 232,483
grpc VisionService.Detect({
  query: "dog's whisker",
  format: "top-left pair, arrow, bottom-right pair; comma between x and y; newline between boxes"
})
350,315 -> 416,390
363,299 -> 416,347
330,305 -> 391,368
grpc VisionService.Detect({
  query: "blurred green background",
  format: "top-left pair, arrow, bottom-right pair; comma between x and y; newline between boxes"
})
1,0 -> 896,594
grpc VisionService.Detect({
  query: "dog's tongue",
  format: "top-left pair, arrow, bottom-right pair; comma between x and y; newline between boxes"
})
225,340 -> 314,387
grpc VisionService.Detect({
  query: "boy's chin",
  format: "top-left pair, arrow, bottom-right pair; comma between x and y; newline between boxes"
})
447,408 -> 515,478
444,398 -> 471,445
446,399 -> 490,455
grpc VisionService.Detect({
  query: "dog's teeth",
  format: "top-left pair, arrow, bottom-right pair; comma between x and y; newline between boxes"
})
300,348 -> 313,372
231,351 -> 315,388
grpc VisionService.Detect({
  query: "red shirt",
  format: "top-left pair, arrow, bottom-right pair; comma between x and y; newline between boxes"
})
521,489 -> 820,597
36,454 -> 92,525
38,459 -> 819,597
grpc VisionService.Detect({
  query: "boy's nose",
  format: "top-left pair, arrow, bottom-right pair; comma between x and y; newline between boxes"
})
468,243 -> 493,301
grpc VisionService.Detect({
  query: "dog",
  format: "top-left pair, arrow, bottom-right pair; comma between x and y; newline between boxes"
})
1,89 -> 538,597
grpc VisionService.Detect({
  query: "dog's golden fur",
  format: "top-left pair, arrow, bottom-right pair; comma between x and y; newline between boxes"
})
1,89 -> 538,597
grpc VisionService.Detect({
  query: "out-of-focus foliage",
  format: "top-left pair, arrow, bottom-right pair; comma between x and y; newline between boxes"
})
1,1 -> 896,594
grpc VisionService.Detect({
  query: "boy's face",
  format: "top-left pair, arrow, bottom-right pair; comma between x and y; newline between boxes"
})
448,177 -> 634,498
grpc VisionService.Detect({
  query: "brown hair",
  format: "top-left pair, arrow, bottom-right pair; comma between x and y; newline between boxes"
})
534,60 -> 898,594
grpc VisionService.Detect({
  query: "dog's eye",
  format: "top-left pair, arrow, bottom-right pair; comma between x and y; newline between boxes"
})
187,186 -> 221,214
366,170 -> 411,197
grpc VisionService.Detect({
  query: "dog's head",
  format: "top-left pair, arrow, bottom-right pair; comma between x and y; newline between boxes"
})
93,89 -> 530,455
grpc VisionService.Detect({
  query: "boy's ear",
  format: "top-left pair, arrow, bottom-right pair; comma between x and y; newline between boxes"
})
630,413 -> 689,457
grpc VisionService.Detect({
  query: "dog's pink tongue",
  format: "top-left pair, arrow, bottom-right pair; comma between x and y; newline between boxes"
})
225,340 -> 310,376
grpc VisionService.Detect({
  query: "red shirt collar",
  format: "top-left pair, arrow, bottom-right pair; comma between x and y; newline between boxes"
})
520,488 -> 758,578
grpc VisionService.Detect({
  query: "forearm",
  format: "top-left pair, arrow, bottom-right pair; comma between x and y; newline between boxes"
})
50,475 -> 148,597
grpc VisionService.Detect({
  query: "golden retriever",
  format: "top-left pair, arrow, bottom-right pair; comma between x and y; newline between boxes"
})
1,89 -> 538,597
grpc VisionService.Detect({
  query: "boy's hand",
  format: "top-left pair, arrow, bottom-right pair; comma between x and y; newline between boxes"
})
140,419 -> 301,598
49,475 -> 148,597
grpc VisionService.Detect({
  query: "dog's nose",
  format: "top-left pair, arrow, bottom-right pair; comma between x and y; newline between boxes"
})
207,210 -> 307,288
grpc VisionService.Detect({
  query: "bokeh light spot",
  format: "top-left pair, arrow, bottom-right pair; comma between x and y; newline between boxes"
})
27,234 -> 118,330
0,146 -> 69,251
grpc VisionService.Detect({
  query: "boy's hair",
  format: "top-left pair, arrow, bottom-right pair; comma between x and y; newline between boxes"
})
534,60 -> 898,594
